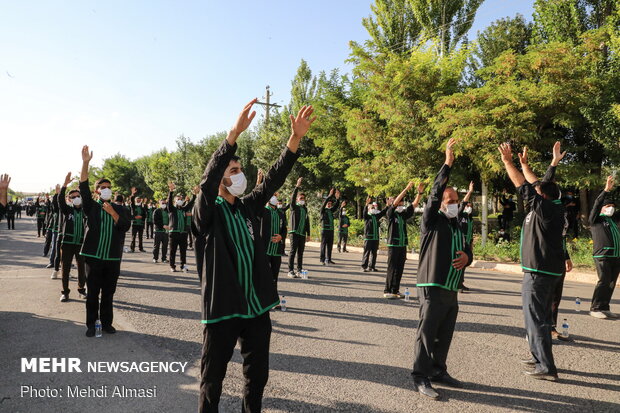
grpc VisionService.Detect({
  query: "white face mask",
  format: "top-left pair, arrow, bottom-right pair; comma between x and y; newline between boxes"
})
396,206 -> 405,213
443,203 -> 459,218
176,199 -> 184,207
269,196 -> 278,206
160,203 -> 167,209
224,172 -> 247,197
72,197 -> 82,207
39,202 -> 45,206
297,200 -> 305,206
464,206 -> 472,214
342,211 -> 347,216
99,188 -> 112,201
136,202 -> 142,207
603,206 -> 615,217
277,204 -> 283,209
370,208 -> 379,215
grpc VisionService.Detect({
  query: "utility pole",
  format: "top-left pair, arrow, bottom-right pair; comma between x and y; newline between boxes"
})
255,85 -> 281,128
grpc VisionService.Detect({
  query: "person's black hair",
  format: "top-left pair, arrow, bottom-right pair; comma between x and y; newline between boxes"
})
298,193 -> 306,198
68,189 -> 80,196
538,181 -> 560,200
95,178 -> 111,190
114,194 -> 124,203
230,156 -> 241,163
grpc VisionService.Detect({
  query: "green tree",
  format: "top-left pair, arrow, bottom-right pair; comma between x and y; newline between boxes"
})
101,154 -> 151,198
410,0 -> 485,56
362,0 -> 423,53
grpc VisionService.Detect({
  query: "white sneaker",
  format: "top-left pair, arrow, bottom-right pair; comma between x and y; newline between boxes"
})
383,293 -> 397,299
589,311 -> 609,319
602,311 -> 619,319
181,265 -> 189,272
287,271 -> 296,278
153,259 -> 158,263
51,271 -> 59,279
60,294 -> 68,302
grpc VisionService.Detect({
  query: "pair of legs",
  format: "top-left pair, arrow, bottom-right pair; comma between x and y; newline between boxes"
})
337,232 -> 348,252
61,243 -> 86,296
169,232 -> 187,270
85,258 -> 121,329
591,257 -> 620,313
130,224 -> 144,251
288,234 -> 306,273
385,246 -> 406,294
319,230 -> 334,263
522,272 -> 559,375
153,232 -> 169,261
199,313 -> 271,413
412,287 -> 458,381
268,255 -> 282,294
145,222 -> 154,238
361,239 -> 379,270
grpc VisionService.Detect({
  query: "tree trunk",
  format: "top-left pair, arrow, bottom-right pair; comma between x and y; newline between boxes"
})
579,187 -> 590,230
481,181 -> 488,246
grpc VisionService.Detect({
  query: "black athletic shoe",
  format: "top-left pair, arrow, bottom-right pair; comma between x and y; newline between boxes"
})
45,263 -> 53,269
524,370 -> 558,381
103,325 -> 116,334
78,289 -> 87,299
328,260 -> 336,265
139,249 -> 146,253
162,259 -> 168,263
85,327 -> 96,337
430,373 -> 463,388
371,268 -> 379,272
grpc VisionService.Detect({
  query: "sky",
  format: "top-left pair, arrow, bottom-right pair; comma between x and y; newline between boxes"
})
0,0 -> 534,193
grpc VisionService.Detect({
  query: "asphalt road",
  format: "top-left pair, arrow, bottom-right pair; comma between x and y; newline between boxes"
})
1,217 -> 619,412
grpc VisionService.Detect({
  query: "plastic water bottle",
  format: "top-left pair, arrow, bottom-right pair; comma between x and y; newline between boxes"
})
575,297 -> 581,312
561,319 -> 569,339
404,288 -> 410,301
280,296 -> 287,312
301,270 -> 308,280
95,319 -> 102,337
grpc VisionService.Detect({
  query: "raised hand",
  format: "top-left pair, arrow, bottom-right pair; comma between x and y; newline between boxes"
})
445,138 -> 456,166
296,177 -> 303,188
290,105 -> 317,139
517,146 -> 529,165
131,187 -> 137,195
468,181 -> 474,193
55,184 -> 61,194
230,98 -> 257,138
498,143 -> 513,164
0,174 -> 11,190
406,181 -> 414,191
192,185 -> 200,195
365,196 -> 372,205
63,172 -> 72,187
168,181 -> 176,192
328,188 -> 335,197
551,141 -> 567,166
82,145 -> 93,163
335,189 -> 341,199
605,175 -> 614,192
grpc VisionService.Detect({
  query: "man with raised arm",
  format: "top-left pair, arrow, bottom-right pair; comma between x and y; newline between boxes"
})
79,146 -> 131,337
384,181 -> 424,299
287,177 -> 310,278
58,172 -> 87,302
166,182 -> 197,272
129,187 -> 147,253
589,175 -> 620,319
193,100 -> 316,412
498,142 -> 565,381
319,188 -> 341,265
361,198 -> 387,272
412,139 -> 472,399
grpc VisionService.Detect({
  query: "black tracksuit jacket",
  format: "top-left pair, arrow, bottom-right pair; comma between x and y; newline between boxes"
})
129,195 -> 146,227
166,193 -> 195,233
153,207 -> 169,232
58,187 -> 86,245
386,205 -> 414,247
193,139 -> 299,324
78,180 -> 131,261
288,187 -> 310,237
363,207 -> 387,241
590,190 -> 620,258
518,182 -> 566,276
417,164 -> 473,291
320,196 -> 340,231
